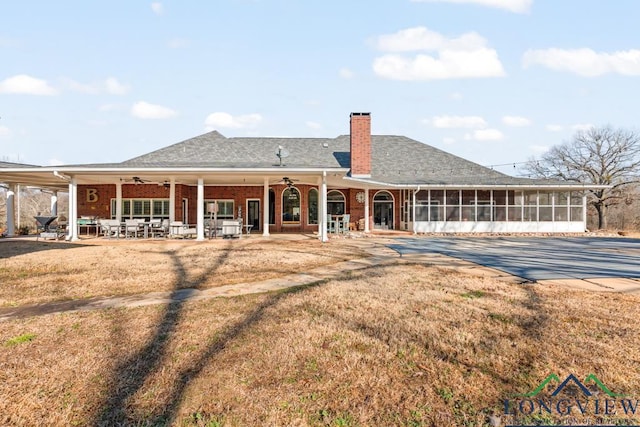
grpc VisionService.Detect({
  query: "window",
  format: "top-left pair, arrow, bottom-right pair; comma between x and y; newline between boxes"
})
282,188 -> 301,223
204,200 -> 235,219
308,189 -> 318,225
111,198 -> 169,220
327,190 -> 345,215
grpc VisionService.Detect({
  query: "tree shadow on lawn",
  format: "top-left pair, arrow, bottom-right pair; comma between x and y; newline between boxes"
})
0,239 -> 88,258
319,264 -> 551,401
93,240 -> 322,426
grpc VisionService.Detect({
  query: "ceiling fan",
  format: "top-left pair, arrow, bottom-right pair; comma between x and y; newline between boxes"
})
281,177 -> 298,188
120,176 -> 149,184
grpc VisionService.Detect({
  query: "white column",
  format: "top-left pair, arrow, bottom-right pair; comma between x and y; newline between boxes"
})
6,184 -> 15,236
115,181 -> 122,222
169,178 -> 176,223
364,188 -> 370,232
51,191 -> 58,216
196,178 -> 205,241
15,185 -> 20,231
583,193 -> 587,228
412,188 -> 417,234
262,177 -> 270,236
320,172 -> 328,242
68,178 -> 78,241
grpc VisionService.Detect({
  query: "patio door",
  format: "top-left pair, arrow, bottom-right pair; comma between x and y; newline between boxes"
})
247,199 -> 260,231
373,191 -> 394,230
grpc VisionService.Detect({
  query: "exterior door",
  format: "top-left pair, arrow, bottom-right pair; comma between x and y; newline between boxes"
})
248,200 -> 260,231
373,191 -> 394,230
374,202 -> 394,229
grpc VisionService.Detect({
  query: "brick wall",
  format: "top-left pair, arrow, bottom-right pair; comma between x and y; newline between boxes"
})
77,183 -> 401,232
350,112 -> 371,177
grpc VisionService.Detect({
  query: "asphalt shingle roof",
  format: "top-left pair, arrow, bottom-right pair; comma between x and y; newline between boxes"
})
118,131 -> 553,186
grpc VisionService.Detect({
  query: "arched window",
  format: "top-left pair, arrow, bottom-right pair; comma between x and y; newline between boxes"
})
327,190 -> 345,215
308,188 -> 318,225
282,187 -> 301,223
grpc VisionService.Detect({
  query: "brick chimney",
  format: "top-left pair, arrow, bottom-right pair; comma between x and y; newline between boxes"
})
349,112 -> 371,178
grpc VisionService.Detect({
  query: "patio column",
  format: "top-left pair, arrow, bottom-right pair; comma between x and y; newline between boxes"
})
68,177 -> 78,241
5,184 -> 15,236
412,187 -> 418,234
15,185 -> 20,231
320,171 -> 328,242
51,191 -> 58,216
169,178 -> 176,223
364,188 -> 370,232
196,177 -> 205,241
262,177 -> 270,236
583,193 -> 587,228
115,181 -> 122,222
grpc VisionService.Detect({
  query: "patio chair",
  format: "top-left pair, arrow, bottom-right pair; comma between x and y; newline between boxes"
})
99,219 -> 121,238
124,219 -> 141,239
338,214 -> 350,234
327,214 -> 336,233
169,221 -> 196,238
150,219 -> 168,238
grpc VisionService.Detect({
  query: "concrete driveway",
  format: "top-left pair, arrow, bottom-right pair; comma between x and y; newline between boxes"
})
387,237 -> 640,292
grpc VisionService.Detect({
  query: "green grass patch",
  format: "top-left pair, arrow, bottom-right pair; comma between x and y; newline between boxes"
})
460,290 -> 485,299
5,333 -> 36,347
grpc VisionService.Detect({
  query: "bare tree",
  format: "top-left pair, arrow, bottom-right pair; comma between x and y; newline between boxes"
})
525,126 -> 640,229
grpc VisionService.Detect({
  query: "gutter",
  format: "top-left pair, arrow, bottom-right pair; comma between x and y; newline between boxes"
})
342,176 -> 611,190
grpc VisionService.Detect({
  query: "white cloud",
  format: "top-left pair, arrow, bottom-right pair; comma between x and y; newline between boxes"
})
168,38 -> 190,49
0,74 -> 57,95
373,27 -> 505,80
545,124 -> 564,132
572,123 -> 594,132
339,68 -> 354,79
465,129 -> 504,141
410,0 -> 532,13
99,103 -> 124,112
523,48 -> 640,77
63,77 -> 129,95
105,77 -> 130,95
0,125 -> 10,138
63,78 -> 99,94
204,112 -> 263,130
131,101 -> 177,119
529,145 -> 549,154
502,115 -> 531,127
306,121 -> 322,130
427,115 -> 487,129
151,2 -> 164,15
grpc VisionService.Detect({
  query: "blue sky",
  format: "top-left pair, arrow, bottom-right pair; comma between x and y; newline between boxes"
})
1,0 -> 639,175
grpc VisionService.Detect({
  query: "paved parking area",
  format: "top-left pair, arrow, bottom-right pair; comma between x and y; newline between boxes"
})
387,237 -> 640,282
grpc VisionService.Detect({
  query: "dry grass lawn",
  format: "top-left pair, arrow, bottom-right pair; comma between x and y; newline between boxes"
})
1,238 -> 640,426
0,238 -> 365,307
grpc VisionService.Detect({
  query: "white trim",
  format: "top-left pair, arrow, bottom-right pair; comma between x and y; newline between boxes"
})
6,184 -> 15,236
246,198 -> 260,231
373,190 -> 395,230
262,177 -> 270,236
307,188 -> 319,226
414,221 -> 586,233
196,178 -> 204,241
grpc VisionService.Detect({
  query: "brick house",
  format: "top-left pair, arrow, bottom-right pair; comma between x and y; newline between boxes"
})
1,113 -> 604,240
